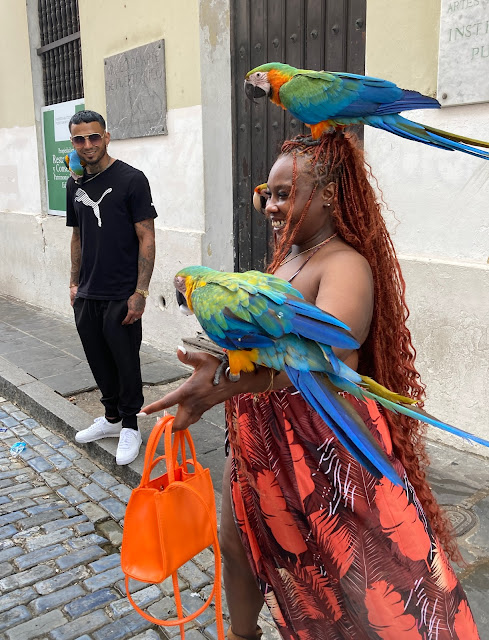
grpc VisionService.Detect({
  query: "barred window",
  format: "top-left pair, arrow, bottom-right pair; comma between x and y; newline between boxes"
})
37,0 -> 83,105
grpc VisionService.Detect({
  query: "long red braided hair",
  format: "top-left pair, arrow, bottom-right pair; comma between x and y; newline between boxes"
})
267,132 -> 460,562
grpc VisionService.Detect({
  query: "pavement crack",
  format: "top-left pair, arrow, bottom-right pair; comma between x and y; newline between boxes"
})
457,556 -> 489,582
461,486 -> 489,508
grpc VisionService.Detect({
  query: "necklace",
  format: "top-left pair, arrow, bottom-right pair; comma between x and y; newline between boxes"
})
279,232 -> 338,266
81,157 -> 114,185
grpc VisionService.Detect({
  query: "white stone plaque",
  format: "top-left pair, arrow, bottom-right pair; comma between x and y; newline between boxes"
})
437,0 -> 489,106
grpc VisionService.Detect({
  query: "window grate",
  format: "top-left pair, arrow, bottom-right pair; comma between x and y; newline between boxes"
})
37,0 -> 83,105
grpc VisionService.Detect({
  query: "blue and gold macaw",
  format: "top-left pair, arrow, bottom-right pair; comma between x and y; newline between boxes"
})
244,63 -> 489,159
175,266 -> 489,487
64,149 -> 85,179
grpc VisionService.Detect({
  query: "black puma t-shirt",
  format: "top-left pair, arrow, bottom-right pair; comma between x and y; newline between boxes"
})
66,160 -> 157,300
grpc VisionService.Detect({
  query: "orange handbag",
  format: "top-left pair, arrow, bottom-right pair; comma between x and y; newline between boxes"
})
121,415 -> 225,639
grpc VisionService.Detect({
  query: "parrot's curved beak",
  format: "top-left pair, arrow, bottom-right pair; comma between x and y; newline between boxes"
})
244,81 -> 267,103
174,276 -> 193,315
175,289 -> 192,316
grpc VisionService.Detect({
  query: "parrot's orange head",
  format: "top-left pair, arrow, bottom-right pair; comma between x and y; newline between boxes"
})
245,63 -> 296,105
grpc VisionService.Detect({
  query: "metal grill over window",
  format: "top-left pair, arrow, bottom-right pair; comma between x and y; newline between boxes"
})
37,0 -> 83,105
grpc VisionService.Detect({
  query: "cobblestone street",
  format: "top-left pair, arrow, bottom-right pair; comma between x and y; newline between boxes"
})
0,396 -> 282,640
0,392 -> 488,639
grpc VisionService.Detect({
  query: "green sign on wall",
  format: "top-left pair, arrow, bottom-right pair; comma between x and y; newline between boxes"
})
41,99 -> 85,215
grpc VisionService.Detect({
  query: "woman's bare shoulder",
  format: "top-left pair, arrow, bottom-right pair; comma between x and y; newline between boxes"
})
318,242 -> 373,281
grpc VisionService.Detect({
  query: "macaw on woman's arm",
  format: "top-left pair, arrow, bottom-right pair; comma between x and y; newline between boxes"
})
174,265 -> 489,488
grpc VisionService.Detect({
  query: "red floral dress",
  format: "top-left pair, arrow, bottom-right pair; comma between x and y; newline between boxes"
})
226,389 -> 480,640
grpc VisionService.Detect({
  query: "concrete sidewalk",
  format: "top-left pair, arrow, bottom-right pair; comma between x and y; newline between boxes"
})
0,294 -> 227,498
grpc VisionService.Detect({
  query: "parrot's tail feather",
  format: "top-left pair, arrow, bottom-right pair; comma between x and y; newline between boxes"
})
373,395 -> 489,448
327,371 -> 489,448
287,368 -> 385,480
287,366 -> 403,486
316,344 -> 341,376
374,90 -> 440,116
336,359 -> 363,384
424,124 -> 489,149
367,115 -> 489,160
360,375 -> 416,405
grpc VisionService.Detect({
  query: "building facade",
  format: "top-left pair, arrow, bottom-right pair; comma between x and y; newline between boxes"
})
0,0 -> 487,447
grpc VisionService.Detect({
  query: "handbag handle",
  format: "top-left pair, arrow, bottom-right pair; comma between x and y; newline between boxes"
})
164,417 -> 199,485
141,416 -> 197,487
141,416 -> 176,485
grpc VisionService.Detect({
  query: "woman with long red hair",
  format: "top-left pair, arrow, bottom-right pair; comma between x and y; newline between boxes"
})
142,132 -> 479,638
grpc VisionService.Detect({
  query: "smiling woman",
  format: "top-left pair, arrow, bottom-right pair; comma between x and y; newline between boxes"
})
142,132 -> 480,639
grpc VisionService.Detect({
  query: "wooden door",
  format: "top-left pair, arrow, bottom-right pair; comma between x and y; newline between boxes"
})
231,0 -> 366,271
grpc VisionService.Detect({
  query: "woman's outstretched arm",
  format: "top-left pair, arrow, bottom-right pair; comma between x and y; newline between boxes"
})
140,346 -> 290,430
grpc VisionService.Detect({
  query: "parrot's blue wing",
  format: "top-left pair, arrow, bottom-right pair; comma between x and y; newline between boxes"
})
279,71 -> 411,124
191,280 -> 360,351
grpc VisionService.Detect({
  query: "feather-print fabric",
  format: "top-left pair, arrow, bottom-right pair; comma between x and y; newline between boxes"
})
226,389 -> 479,640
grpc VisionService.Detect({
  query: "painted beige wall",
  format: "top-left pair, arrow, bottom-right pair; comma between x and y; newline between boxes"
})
366,0 -> 440,95
0,0 -> 35,127
78,0 -> 201,115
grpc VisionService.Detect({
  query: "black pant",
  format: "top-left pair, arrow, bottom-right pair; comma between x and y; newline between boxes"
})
73,298 -> 143,429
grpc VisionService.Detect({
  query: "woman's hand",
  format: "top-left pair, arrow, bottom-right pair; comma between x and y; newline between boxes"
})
139,347 -> 257,431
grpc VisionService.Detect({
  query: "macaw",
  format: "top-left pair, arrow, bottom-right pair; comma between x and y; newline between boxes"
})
64,149 -> 85,180
174,265 -> 489,487
244,63 -> 489,159
253,182 -> 268,213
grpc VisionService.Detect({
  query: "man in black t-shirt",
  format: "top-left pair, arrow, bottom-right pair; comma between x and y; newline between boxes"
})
66,110 -> 157,466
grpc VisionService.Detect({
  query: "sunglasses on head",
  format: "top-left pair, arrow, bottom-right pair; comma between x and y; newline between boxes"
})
71,132 -> 105,146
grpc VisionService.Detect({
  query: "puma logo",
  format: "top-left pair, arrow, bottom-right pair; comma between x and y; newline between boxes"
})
74,188 -> 113,227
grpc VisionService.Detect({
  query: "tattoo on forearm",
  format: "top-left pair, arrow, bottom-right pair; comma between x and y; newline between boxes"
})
70,230 -> 81,284
137,246 -> 155,289
135,220 -> 156,290
137,219 -> 155,232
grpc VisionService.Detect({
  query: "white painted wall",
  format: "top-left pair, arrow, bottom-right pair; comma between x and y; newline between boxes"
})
0,106 -> 204,353
364,106 -> 489,263
110,105 -> 205,235
364,104 -> 489,450
0,126 -> 41,213
402,257 -> 489,453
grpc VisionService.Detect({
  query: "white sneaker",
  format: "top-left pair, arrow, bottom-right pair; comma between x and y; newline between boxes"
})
116,428 -> 142,465
75,416 -> 122,444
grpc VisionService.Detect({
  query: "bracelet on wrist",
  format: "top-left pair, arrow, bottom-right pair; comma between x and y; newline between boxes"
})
69,284 -> 78,288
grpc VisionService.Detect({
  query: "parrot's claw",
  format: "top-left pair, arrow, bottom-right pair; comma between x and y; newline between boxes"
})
225,367 -> 241,383
302,135 -> 322,146
212,355 -> 240,385
212,359 -> 227,386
